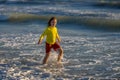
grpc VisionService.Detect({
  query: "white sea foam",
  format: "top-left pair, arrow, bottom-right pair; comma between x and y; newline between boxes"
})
0,29 -> 120,80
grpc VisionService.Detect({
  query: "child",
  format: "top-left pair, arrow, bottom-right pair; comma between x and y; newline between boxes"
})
38,17 -> 63,64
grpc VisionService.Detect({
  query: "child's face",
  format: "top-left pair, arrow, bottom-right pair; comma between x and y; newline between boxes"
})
50,19 -> 57,27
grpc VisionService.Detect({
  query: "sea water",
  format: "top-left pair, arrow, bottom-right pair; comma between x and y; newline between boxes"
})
0,0 -> 120,80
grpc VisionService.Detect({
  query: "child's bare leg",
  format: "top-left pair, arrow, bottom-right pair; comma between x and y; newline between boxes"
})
43,53 -> 50,64
57,48 -> 63,63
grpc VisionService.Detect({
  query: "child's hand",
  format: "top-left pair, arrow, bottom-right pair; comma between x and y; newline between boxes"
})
58,38 -> 61,43
38,40 -> 42,44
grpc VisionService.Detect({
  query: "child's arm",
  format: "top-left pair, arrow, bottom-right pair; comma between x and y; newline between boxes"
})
56,28 -> 61,43
38,38 -> 42,44
38,29 -> 47,44
57,33 -> 61,43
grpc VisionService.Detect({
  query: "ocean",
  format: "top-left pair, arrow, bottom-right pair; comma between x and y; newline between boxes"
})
0,0 -> 120,80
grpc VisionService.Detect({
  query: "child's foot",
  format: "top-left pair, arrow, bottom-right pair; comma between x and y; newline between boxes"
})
57,61 -> 64,68
42,63 -> 48,67
57,60 -> 62,64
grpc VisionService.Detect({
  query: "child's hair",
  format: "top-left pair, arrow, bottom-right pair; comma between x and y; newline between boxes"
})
48,17 -> 57,26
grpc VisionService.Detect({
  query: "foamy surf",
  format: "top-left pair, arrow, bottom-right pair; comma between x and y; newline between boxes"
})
0,29 -> 120,79
0,52 -> 66,80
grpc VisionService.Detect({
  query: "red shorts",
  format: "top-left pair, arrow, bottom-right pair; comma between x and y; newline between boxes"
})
46,42 -> 60,53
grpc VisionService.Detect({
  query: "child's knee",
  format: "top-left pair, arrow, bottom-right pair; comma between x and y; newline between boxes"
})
61,48 -> 63,53
56,48 -> 63,54
46,53 -> 50,57
59,48 -> 63,54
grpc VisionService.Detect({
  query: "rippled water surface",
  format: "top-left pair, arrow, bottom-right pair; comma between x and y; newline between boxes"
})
0,0 -> 120,80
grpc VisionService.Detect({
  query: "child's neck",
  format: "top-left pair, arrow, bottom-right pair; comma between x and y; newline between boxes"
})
50,26 -> 55,27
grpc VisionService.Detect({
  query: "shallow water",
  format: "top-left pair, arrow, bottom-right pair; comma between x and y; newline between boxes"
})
0,25 -> 120,79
